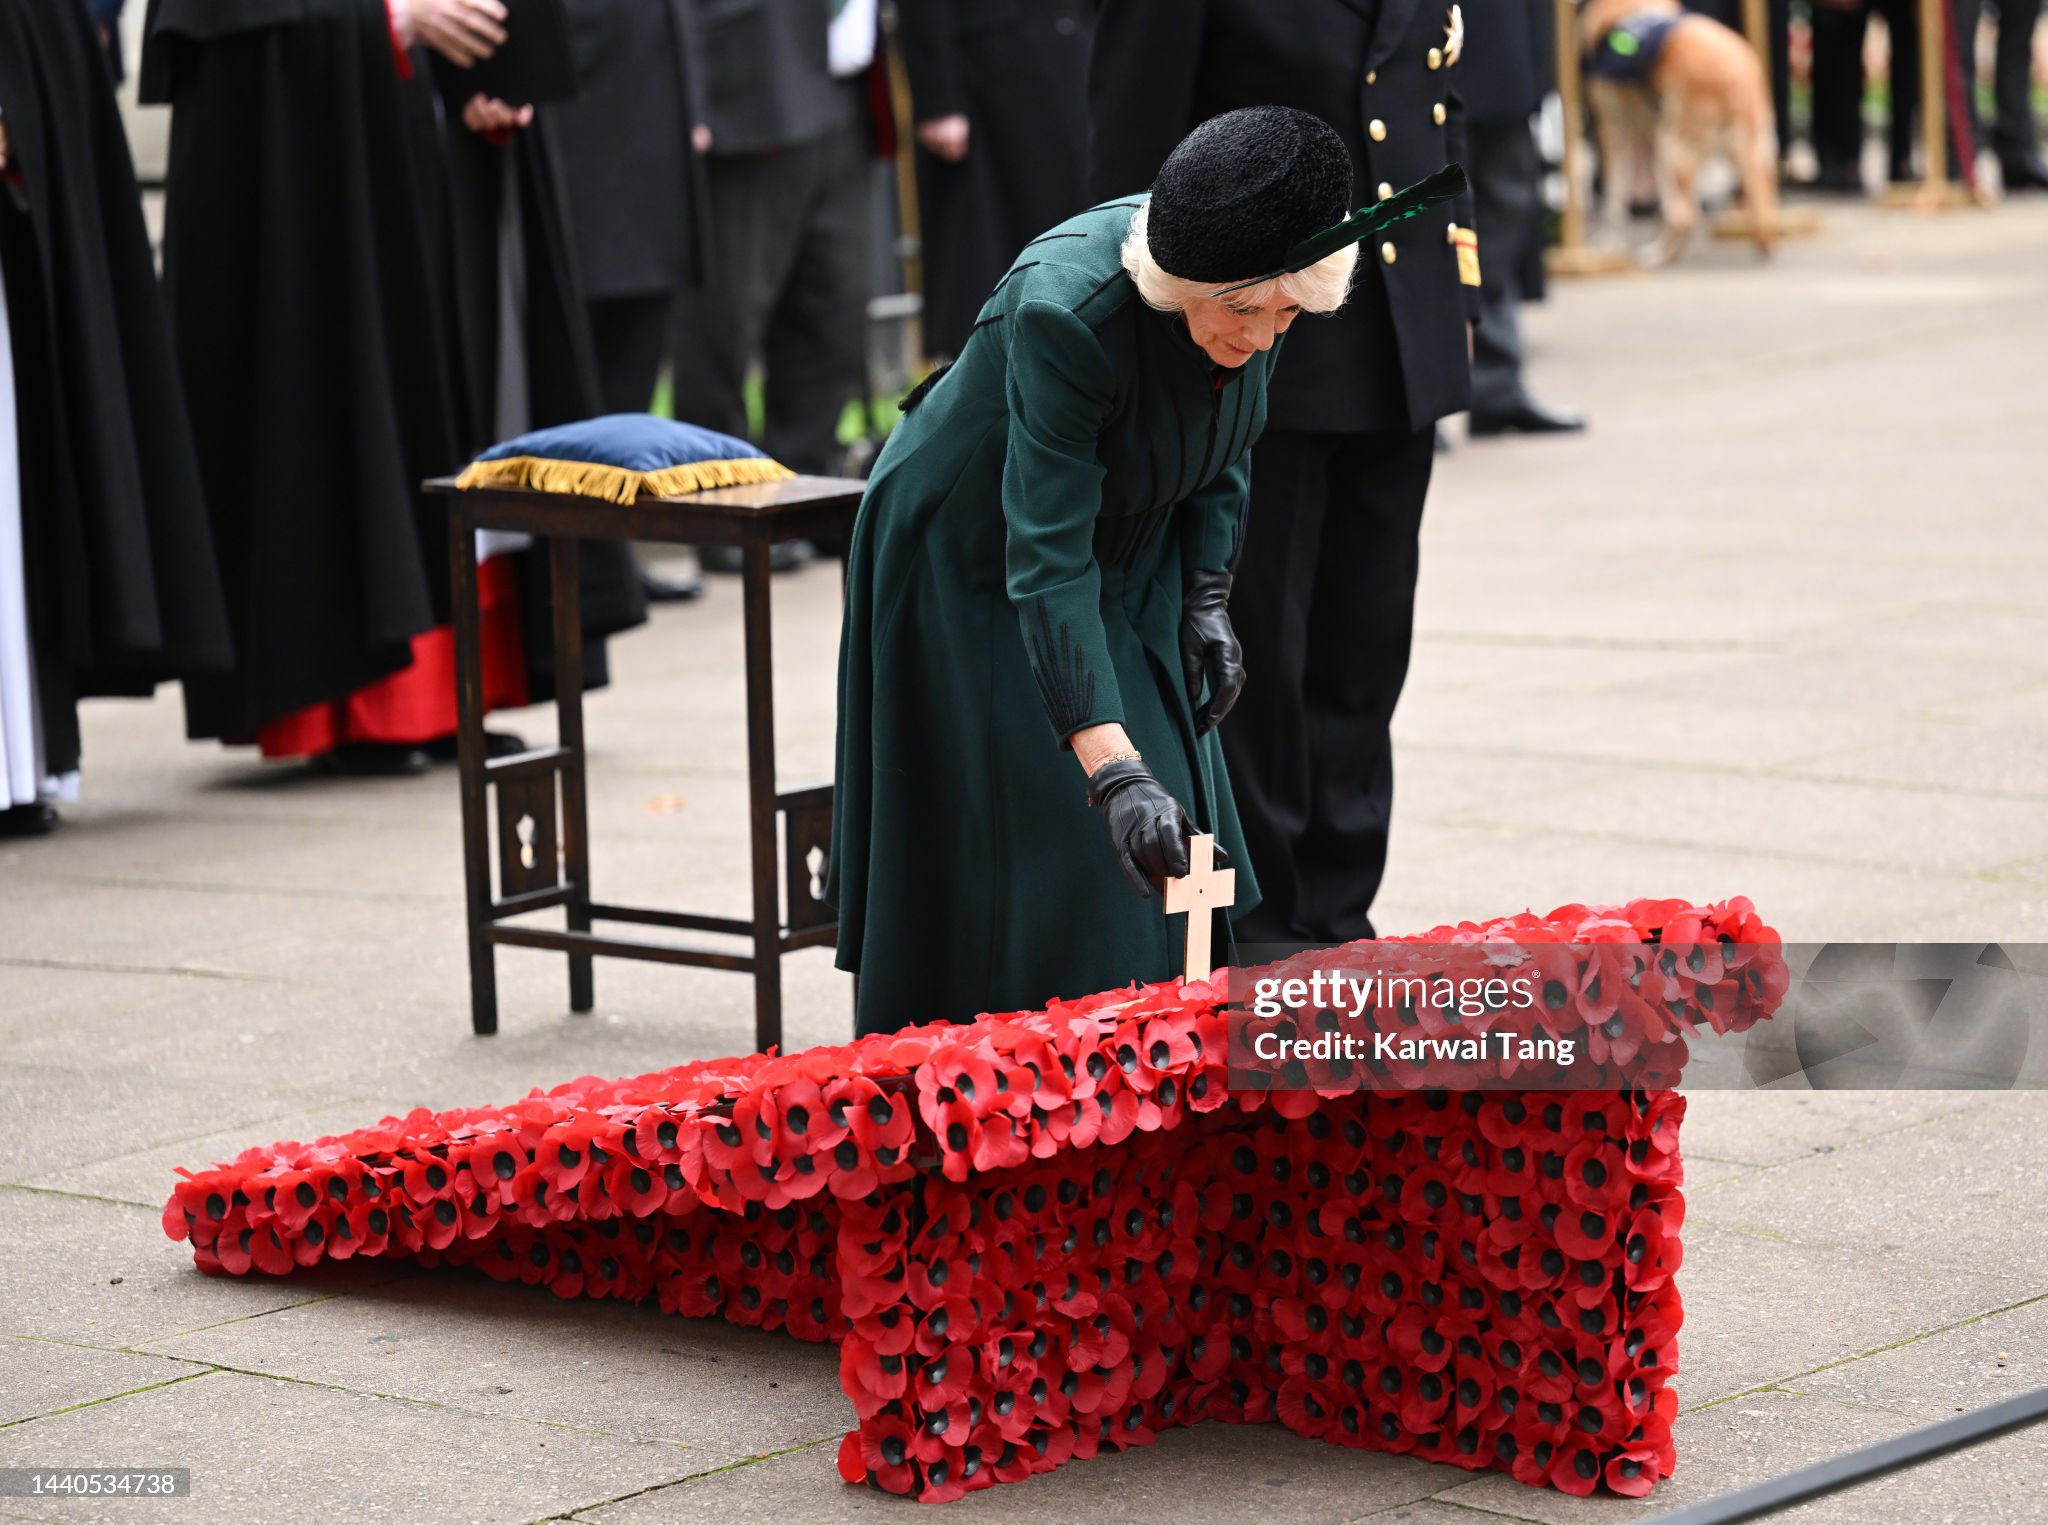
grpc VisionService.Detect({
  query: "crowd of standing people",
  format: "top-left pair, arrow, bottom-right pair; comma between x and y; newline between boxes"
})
2,0 -> 2041,1012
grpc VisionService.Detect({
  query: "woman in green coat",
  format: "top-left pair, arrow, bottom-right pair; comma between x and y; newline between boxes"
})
831,107 -> 1461,1034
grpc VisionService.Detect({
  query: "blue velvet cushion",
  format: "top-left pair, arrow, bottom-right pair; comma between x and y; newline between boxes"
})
455,413 -> 792,504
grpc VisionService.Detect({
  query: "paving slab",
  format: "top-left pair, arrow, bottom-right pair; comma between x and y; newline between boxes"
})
1687,1092 -> 2048,1285
0,1061 -> 340,1183
1672,1090 -> 1989,1169
0,1369 -> 720,1525
0,1189 -> 416,1348
33,1103 -> 393,1210
1794,1291 -> 2048,1420
139,1273 -> 852,1458
0,1338 -> 209,1428
1433,1387 -> 2047,1525
574,1422 -> 1462,1525
1665,1222 -> 2033,1407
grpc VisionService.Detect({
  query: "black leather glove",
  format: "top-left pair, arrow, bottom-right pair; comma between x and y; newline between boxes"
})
1087,758 -> 1201,899
1180,570 -> 1244,736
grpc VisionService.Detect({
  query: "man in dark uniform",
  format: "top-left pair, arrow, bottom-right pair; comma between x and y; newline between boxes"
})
553,0 -> 715,600
554,0 -> 711,419
669,0 -> 873,476
1460,0 -> 1581,435
1090,0 -> 1482,946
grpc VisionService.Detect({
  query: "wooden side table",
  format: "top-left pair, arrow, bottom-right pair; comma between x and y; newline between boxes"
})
426,474 -> 865,1050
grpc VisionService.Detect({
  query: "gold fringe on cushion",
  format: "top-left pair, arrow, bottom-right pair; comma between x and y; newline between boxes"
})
454,454 -> 795,505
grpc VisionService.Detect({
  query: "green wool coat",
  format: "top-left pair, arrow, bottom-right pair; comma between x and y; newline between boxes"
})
829,197 -> 1283,1035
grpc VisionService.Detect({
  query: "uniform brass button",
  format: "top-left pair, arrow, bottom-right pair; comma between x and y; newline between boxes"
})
1428,47 -> 1442,69
1369,119 -> 1387,142
1433,102 -> 1447,126
1377,181 -> 1394,200
1366,69 -> 1377,85
1380,241 -> 1397,265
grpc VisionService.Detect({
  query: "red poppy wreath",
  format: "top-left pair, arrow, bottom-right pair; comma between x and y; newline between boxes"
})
164,897 -> 1782,1503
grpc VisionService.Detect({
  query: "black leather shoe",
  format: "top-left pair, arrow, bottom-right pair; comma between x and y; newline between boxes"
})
638,566 -> 706,602
1811,163 -> 1865,194
423,730 -> 528,764
0,802 -> 60,837
1469,396 -> 1588,437
312,742 -> 433,777
2001,153 -> 2048,190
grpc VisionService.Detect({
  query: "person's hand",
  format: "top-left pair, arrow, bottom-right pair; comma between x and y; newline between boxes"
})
1179,570 -> 1244,735
916,114 -> 970,162
1086,759 -> 1197,899
412,0 -> 507,68
691,123 -> 713,154
463,94 -> 532,135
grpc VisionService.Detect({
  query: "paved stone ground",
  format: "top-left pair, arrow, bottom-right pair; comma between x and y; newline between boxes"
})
3,197 -> 2046,1523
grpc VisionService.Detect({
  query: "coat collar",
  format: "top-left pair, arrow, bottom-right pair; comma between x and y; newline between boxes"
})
1365,0 -> 1429,73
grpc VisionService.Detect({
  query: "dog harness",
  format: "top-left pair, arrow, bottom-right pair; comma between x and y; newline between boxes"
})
1586,12 -> 1679,86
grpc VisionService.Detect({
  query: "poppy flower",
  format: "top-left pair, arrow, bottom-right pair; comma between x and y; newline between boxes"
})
1546,1437 -> 1608,1497
854,1410 -> 919,1494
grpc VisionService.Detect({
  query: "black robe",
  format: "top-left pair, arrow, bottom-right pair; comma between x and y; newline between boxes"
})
896,0 -> 1092,360
0,0 -> 232,776
414,70 -> 647,689
142,0 -> 640,742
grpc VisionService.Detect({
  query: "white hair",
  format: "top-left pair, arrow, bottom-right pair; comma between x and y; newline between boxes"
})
1119,200 -> 1358,316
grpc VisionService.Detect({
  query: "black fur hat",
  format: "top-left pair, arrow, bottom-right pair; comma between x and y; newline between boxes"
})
1145,107 -> 1354,284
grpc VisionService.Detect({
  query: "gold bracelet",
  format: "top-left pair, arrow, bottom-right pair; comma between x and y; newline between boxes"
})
1096,750 -> 1143,766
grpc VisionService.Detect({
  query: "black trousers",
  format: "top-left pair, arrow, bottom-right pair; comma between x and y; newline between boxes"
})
589,293 -> 673,415
1222,425 -> 1434,946
1876,0 -> 2038,176
669,81 -> 870,476
1991,0 -> 2044,161
1466,117 -> 1542,417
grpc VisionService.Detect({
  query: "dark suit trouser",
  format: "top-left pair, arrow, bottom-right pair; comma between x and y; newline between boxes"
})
1992,0 -> 2044,160
1888,0 -> 2002,177
1222,425 -> 1434,946
1810,6 -> 1868,175
669,82 -> 870,476
1466,118 -> 1541,417
589,294 -> 673,415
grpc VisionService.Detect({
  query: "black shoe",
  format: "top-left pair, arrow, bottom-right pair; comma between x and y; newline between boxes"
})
699,540 -> 815,575
422,730 -> 528,765
1469,396 -> 1588,437
0,802 -> 60,837
638,566 -> 706,603
312,742 -> 433,777
2001,153 -> 2048,190
1810,163 -> 1865,194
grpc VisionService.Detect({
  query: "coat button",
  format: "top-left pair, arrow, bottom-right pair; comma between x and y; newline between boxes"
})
1433,103 -> 1447,126
1428,47 -> 1442,69
1369,119 -> 1387,142
1380,241 -> 1397,265
1446,222 -> 1460,244
1377,181 -> 1394,200
1366,69 -> 1377,85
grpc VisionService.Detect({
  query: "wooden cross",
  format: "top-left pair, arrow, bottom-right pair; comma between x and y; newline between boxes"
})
1164,833 -> 1236,982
